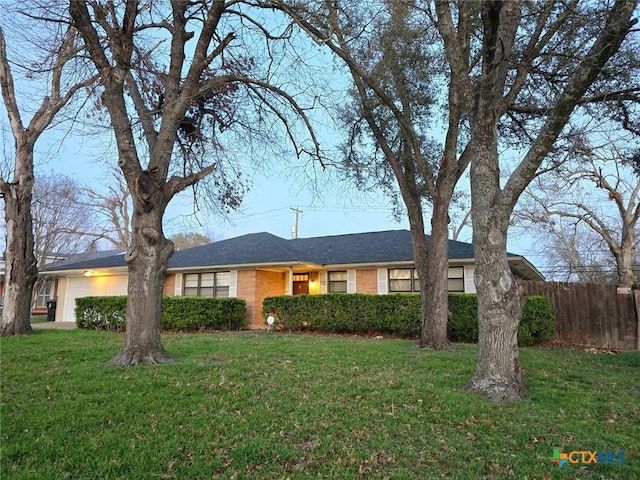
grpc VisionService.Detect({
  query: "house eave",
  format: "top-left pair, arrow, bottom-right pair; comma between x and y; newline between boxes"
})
507,256 -> 546,281
166,261 -> 320,273
41,266 -> 129,277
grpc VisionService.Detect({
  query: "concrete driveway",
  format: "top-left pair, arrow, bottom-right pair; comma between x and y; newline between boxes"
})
31,322 -> 76,329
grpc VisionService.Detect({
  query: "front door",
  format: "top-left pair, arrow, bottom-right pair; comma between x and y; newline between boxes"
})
292,273 -> 309,295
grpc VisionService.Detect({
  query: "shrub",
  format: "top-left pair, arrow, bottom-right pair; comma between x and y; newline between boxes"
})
262,294 -> 422,336
75,296 -> 126,331
75,296 -> 246,331
161,296 -> 246,331
447,294 -> 478,342
262,293 -> 555,346
519,295 -> 555,346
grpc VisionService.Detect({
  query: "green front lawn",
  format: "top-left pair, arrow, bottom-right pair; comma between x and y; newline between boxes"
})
1,330 -> 638,479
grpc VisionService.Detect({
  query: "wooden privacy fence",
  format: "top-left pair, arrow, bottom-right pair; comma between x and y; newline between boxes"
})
522,281 -> 639,350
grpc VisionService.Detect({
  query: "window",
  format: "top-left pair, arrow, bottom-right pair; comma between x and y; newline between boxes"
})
183,272 -> 230,297
389,268 -> 419,293
388,267 -> 465,293
34,278 -> 53,308
292,273 -> 309,282
448,267 -> 465,292
328,271 -> 348,293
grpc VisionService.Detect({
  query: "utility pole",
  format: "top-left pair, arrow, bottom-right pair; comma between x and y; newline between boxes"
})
290,207 -> 303,239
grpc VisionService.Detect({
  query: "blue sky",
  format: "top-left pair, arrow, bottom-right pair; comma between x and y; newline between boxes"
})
0,6 -> 537,264
42,140 -> 413,242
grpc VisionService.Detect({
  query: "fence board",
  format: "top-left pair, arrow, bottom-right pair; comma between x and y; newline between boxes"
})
522,281 -> 638,350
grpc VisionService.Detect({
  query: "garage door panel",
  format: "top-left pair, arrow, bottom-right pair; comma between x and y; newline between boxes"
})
63,275 -> 128,323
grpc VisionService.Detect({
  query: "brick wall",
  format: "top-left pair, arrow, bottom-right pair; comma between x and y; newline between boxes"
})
356,269 -> 378,294
236,269 -> 287,328
253,270 -> 287,328
164,274 -> 176,296
237,270 -> 256,326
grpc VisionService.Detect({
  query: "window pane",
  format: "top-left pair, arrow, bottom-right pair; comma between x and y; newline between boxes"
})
448,267 -> 464,279
200,273 -> 214,287
413,278 -> 420,292
184,287 -> 198,296
215,286 -> 230,298
448,279 -> 464,292
389,279 -> 412,292
35,279 -> 53,307
329,281 -> 347,293
184,274 -> 199,288
413,268 -> 419,279
215,271 -> 230,287
389,269 -> 412,280
199,287 -> 214,297
328,271 -> 347,281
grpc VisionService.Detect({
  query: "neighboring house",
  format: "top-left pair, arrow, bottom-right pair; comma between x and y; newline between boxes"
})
0,253 -> 76,316
40,230 -> 543,328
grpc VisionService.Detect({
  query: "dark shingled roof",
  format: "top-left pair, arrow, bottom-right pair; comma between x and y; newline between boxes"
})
41,250 -> 127,272
40,230 -> 496,271
287,230 -> 475,265
167,230 -> 476,268
168,232 -> 298,267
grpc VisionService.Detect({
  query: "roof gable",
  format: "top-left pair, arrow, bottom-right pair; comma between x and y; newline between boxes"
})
168,232 -> 298,267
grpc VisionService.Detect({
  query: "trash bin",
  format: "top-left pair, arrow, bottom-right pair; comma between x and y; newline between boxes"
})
46,299 -> 57,322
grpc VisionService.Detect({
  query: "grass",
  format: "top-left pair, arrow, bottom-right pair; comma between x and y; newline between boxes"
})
1,330 -> 638,479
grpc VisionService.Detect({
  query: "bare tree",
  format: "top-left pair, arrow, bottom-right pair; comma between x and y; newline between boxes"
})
79,167 -> 132,249
275,0 -> 637,400
0,17 -> 95,336
433,0 -> 639,401
273,0 -> 470,350
69,1 -> 320,365
519,135 -> 640,286
170,232 -> 213,251
31,174 -> 99,265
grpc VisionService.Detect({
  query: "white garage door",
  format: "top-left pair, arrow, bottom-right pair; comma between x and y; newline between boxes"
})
62,275 -> 129,323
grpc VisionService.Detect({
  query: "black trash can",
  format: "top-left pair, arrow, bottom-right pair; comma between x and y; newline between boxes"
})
46,299 -> 57,322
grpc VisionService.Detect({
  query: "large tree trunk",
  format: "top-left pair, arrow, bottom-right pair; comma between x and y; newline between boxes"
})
419,189 -> 454,350
466,233 -> 526,402
616,243 -> 636,287
0,146 -> 37,337
467,139 -> 526,402
402,187 -> 453,350
109,191 -> 174,366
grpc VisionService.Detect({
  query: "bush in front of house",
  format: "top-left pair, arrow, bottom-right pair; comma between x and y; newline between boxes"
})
446,294 -> 555,346
161,296 -> 246,330
75,296 -> 127,331
518,295 -> 556,346
262,293 -> 422,336
75,296 -> 246,331
262,293 -> 555,345
447,294 -> 478,342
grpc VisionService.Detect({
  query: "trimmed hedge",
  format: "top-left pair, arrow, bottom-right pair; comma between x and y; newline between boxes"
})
262,293 -> 555,346
161,296 -> 246,331
262,294 -> 420,336
518,295 -> 556,346
75,296 -> 126,331
75,296 -> 246,331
